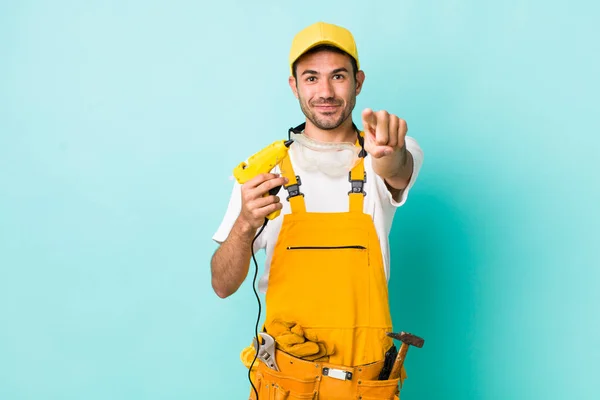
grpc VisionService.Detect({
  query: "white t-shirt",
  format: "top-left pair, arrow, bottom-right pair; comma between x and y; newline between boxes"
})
212,136 -> 424,293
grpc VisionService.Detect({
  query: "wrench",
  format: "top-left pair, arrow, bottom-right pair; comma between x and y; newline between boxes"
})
253,332 -> 279,371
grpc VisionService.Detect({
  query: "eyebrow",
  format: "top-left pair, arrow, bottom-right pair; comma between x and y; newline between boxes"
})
332,68 -> 349,74
301,67 -> 349,76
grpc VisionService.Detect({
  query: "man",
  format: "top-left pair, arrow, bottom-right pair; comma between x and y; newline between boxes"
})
211,22 -> 423,399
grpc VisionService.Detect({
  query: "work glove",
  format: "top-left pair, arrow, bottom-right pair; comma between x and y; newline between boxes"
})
240,344 -> 259,370
267,319 -> 335,361
302,330 -> 335,361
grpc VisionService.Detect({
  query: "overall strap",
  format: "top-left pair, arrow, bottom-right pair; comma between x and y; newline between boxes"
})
348,157 -> 366,213
348,131 -> 367,213
280,153 -> 306,213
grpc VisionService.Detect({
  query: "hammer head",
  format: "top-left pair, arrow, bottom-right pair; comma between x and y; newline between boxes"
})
387,331 -> 425,348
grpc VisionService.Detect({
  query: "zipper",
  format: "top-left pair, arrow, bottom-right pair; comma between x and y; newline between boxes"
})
286,245 -> 366,250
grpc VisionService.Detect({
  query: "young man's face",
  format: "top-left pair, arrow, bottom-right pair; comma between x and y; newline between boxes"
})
290,50 -> 365,132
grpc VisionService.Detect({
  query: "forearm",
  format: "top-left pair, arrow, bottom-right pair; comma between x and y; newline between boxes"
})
210,218 -> 256,298
372,146 -> 414,191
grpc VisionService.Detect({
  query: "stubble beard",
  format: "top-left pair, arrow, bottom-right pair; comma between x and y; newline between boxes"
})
299,94 -> 356,131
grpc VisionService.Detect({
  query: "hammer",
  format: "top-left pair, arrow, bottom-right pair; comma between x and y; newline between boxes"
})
386,332 -> 425,380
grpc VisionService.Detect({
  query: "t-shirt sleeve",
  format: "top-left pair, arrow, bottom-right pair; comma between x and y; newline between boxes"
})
378,135 -> 424,208
212,181 -> 242,244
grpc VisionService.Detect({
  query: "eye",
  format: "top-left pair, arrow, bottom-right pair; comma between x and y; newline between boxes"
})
306,76 -> 317,82
333,74 -> 345,80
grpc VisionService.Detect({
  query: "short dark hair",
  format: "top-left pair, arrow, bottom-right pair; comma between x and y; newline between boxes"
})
292,44 -> 359,80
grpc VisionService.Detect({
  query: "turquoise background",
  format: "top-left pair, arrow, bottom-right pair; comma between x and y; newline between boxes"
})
1,0 -> 598,399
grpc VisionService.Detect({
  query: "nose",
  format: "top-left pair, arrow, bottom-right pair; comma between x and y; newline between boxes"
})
316,78 -> 335,99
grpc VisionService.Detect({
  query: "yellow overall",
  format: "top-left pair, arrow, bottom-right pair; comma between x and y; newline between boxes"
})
247,147 -> 404,399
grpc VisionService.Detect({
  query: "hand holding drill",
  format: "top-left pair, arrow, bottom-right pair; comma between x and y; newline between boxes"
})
238,173 -> 288,230
233,140 -> 293,230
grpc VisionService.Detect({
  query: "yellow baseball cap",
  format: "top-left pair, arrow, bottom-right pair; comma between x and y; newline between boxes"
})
289,22 -> 359,75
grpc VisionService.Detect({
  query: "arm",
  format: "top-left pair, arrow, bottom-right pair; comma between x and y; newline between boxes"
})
210,173 -> 287,298
374,144 -> 414,201
210,217 -> 256,299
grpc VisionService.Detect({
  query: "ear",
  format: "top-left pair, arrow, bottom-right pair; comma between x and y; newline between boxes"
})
289,76 -> 299,98
355,70 -> 365,95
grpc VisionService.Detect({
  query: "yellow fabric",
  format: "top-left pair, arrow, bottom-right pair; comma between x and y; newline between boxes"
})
280,154 -> 306,214
240,344 -> 258,370
243,138 -> 405,398
240,320 -> 335,369
348,154 -> 365,213
267,156 -> 393,367
289,22 -> 360,74
248,348 -> 402,400
266,319 -> 335,361
241,343 -> 407,385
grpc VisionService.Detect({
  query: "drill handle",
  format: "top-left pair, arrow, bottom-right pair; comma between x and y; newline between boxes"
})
232,139 -> 292,220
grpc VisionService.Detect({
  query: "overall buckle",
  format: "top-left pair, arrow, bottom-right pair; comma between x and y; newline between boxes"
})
348,171 -> 366,196
285,175 -> 304,201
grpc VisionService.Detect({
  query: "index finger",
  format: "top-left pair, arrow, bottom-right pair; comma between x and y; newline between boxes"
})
361,108 -> 377,133
244,173 -> 280,188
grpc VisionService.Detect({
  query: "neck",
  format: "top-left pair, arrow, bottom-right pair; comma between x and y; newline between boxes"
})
303,117 -> 357,143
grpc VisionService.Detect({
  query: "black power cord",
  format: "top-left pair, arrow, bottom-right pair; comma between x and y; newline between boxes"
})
247,184 -> 283,400
248,217 -> 268,400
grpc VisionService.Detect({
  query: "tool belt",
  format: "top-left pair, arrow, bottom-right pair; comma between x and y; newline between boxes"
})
250,349 -> 401,400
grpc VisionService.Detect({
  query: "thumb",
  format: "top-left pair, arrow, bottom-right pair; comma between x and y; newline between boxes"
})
368,145 -> 394,159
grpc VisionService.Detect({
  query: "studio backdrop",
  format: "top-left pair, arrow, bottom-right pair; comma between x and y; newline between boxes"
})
1,1 -> 598,399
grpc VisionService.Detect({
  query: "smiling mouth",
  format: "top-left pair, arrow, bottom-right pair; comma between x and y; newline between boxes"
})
314,105 -> 340,112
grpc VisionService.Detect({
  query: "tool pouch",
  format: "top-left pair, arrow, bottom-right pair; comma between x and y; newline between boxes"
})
354,377 -> 400,400
251,363 -> 401,400
251,362 -> 318,400
247,347 -> 403,400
